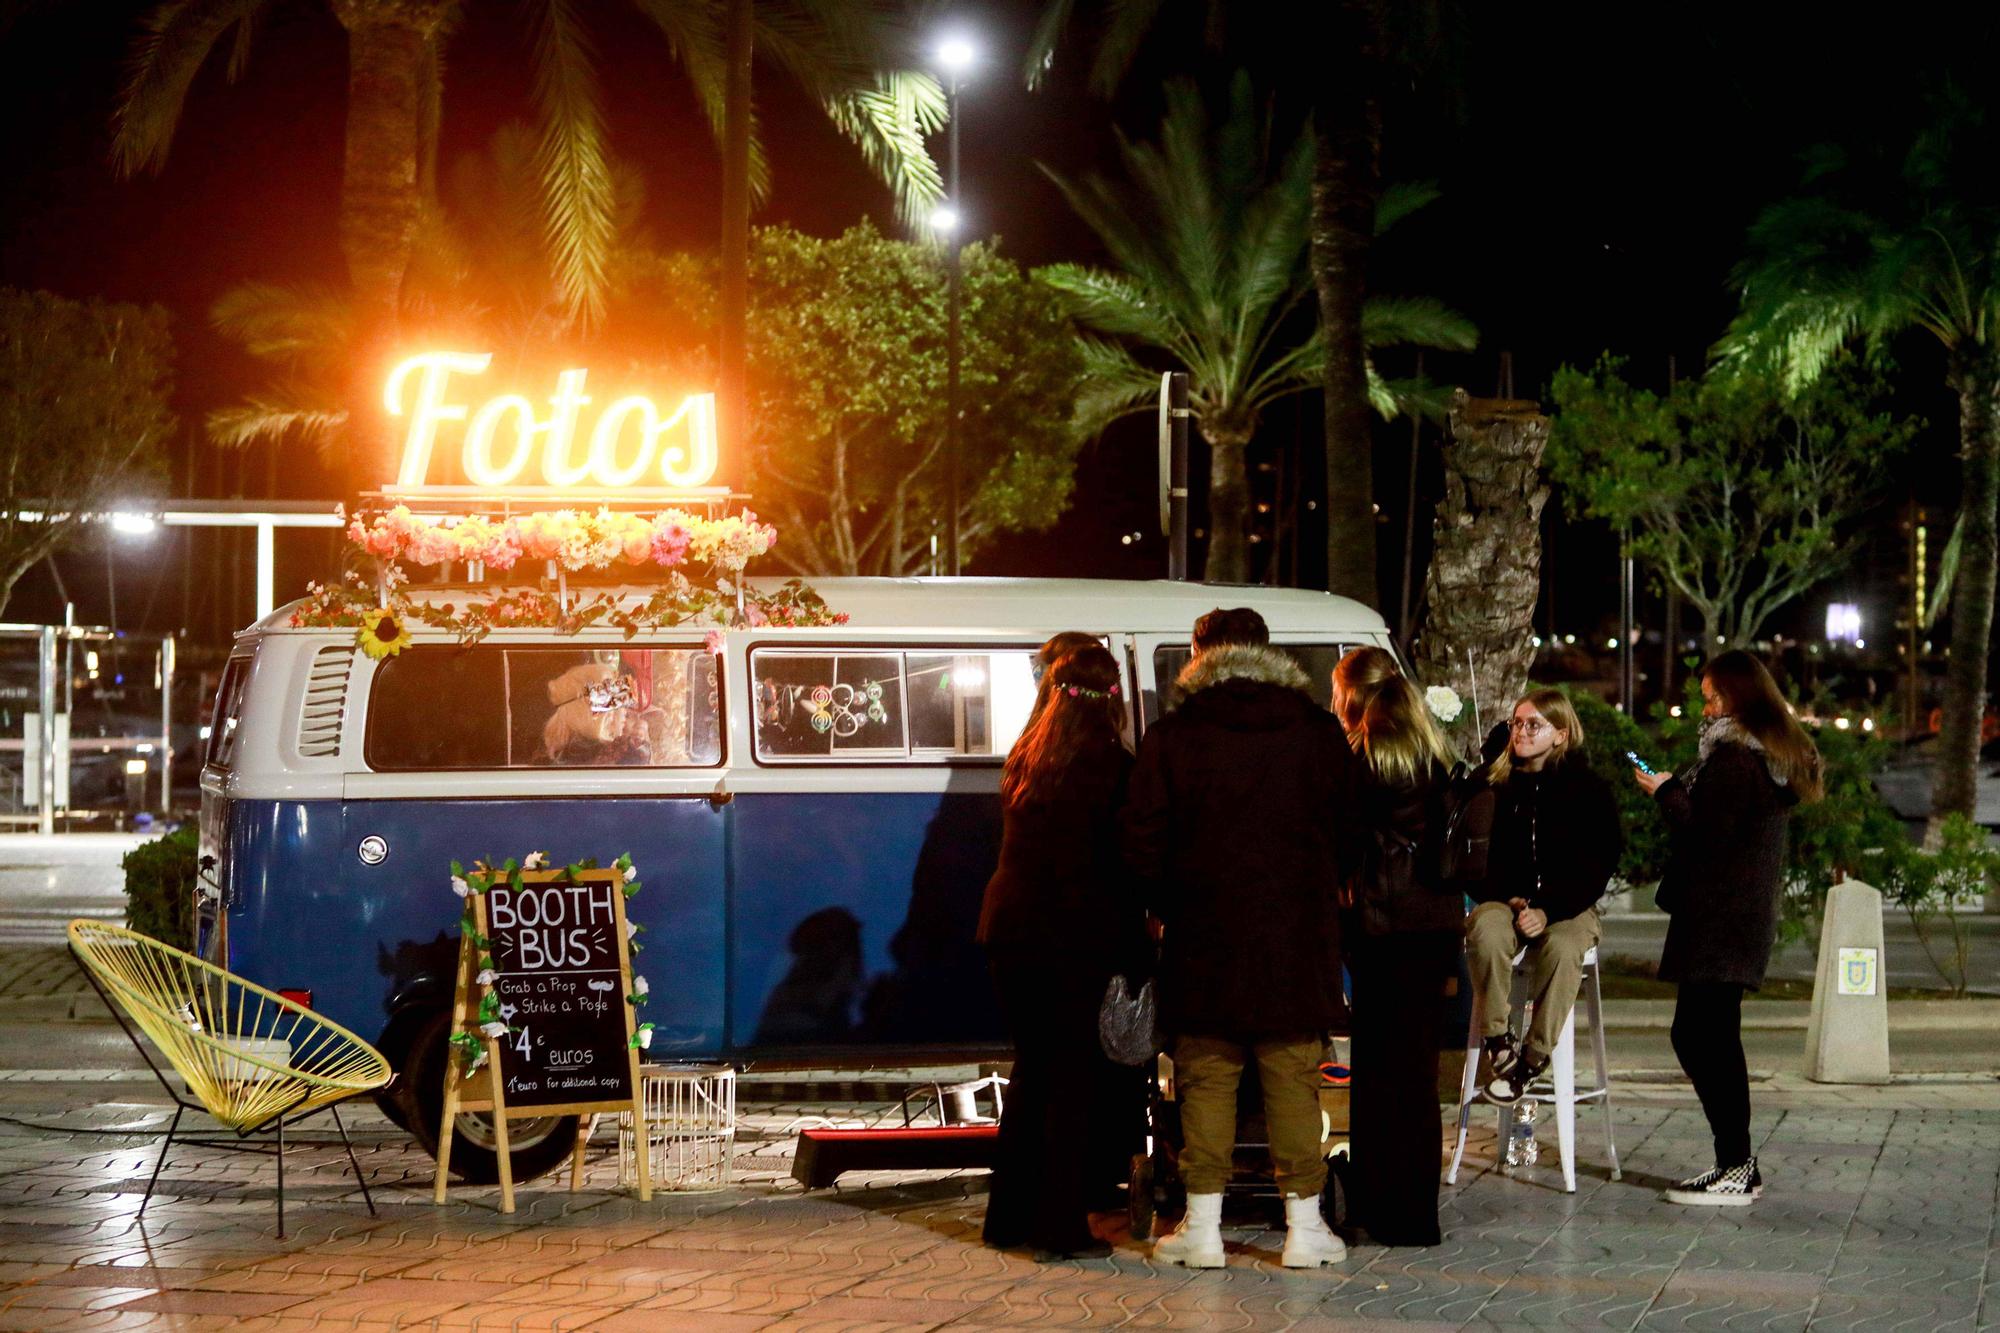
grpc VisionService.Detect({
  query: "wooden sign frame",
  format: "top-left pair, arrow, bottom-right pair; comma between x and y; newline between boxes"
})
432,867 -> 650,1211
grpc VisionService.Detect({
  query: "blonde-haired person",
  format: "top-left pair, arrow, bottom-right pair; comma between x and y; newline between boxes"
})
1635,650 -> 1821,1207
1331,647 -> 1463,1248
1468,688 -> 1622,1105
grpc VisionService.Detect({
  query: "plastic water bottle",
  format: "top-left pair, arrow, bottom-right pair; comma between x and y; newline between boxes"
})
1505,1100 -> 1540,1167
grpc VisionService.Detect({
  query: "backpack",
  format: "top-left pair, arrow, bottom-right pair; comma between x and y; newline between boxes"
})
1434,762 -> 1497,888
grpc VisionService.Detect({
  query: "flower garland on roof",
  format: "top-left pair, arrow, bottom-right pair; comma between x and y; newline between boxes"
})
316,504 -> 842,653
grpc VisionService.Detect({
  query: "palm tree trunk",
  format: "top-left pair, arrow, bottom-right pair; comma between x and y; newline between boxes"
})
1309,0 -> 1385,608
332,0 -> 439,502
718,0 -> 754,486
1411,393 -> 1550,761
1931,350 -> 2000,831
1204,425 -> 1252,583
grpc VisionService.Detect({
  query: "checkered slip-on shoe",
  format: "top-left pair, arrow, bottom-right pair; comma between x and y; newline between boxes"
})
1664,1158 -> 1762,1206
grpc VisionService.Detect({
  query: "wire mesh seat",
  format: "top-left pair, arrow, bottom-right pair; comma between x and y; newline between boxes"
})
68,920 -> 393,1234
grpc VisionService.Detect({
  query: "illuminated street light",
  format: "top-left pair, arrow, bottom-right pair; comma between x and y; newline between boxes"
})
929,206 -> 960,235
110,512 -> 156,537
935,33 -> 978,75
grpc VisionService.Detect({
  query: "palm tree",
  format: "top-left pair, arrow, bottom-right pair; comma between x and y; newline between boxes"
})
1717,88 -> 2000,832
1040,75 -> 1473,583
112,0 -> 944,495
1025,0 -> 1457,603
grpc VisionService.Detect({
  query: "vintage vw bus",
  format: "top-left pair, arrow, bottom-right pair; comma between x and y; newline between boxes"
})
197,577 -> 1392,1180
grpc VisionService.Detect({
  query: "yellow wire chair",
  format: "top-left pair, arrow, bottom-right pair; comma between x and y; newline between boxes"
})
67,920 -> 393,1236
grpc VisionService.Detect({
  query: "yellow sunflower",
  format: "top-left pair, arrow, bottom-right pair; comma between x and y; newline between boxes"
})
358,607 -> 413,659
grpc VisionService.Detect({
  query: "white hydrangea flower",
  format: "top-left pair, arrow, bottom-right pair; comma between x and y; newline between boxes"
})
450,875 -> 470,898
522,851 -> 549,870
635,1026 -> 654,1049
478,1020 -> 509,1039
624,860 -> 638,882
1425,685 -> 1464,724
476,969 -> 496,986
632,975 -> 649,997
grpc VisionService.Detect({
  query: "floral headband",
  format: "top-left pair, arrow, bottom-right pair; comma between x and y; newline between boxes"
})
1059,681 -> 1120,700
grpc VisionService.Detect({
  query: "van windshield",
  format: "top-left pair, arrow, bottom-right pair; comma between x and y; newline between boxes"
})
365,646 -> 722,770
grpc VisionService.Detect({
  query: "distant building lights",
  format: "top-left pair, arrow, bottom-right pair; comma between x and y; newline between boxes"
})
1669,705 -> 1682,718
1855,638 -> 1866,650
123,758 -> 147,776
1563,634 -> 1576,645
1531,636 -> 1543,648
1607,637 -> 1619,650
1834,717 -> 1851,730
1862,717 -> 1876,732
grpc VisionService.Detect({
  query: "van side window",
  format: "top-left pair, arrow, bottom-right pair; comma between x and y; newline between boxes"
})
1153,643 -> 1361,716
751,647 -> 1040,762
365,646 -> 722,770
206,657 -> 253,768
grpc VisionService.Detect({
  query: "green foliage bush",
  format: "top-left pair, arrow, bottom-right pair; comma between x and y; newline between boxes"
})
122,825 -> 197,948
1863,812 -> 1995,997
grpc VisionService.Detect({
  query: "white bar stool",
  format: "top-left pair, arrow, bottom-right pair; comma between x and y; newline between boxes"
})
1446,943 -> 1619,1193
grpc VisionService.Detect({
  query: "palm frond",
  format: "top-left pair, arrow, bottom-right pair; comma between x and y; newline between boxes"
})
631,0 -> 772,202
527,0 -> 615,328
1036,264 -> 1183,348
820,71 -> 948,230
206,398 -> 347,465
1372,371 -> 1454,422
112,0 -> 271,176
1086,0 -> 1167,96
210,282 -> 352,361
1069,336 -> 1163,439
1021,0 -> 1077,90
1362,295 -> 1478,353
1373,179 -> 1441,236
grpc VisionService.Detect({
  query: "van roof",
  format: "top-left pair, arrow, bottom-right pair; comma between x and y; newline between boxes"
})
252,576 -> 1387,639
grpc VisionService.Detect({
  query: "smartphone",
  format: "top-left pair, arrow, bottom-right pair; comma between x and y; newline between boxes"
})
1626,750 -> 1657,775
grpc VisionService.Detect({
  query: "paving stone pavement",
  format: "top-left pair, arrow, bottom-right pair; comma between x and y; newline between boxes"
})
0,1096 -> 1995,1331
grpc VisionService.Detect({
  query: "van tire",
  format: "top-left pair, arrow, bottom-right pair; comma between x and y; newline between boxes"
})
406,1011 -> 581,1185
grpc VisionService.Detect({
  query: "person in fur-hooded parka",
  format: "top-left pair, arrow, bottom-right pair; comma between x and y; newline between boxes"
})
1122,634 -> 1365,1038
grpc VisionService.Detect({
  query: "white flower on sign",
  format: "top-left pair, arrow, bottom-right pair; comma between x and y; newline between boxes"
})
478,1020 -> 509,1039
476,969 -> 496,986
1425,685 -> 1464,724
625,918 -> 638,940
522,851 -> 549,870
625,860 -> 639,881
450,876 -> 470,898
636,1027 -> 654,1049
632,975 -> 649,996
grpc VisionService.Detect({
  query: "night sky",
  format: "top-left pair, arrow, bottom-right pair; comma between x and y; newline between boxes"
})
0,0 -> 1987,646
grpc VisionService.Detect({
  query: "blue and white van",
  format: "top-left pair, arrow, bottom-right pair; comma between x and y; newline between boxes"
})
198,577 -> 1391,1179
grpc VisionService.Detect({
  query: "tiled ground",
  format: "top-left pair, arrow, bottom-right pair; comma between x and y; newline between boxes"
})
0,1098 -> 1995,1331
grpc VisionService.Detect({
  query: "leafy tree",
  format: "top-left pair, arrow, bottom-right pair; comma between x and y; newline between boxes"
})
1715,87 -> 2000,831
1040,75 -> 1472,582
1548,358 -> 1916,648
114,0 -> 943,493
0,290 -> 174,616
631,225 -> 1085,575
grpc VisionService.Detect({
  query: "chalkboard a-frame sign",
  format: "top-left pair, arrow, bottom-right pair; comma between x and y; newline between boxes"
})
432,867 -> 651,1211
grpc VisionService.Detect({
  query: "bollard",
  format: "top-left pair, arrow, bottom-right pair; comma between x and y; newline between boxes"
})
1804,879 -> 1892,1084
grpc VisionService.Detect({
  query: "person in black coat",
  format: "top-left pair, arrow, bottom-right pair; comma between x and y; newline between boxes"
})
1634,650 -> 1821,1207
1124,608 -> 1363,1270
978,643 -> 1145,1259
1332,647 -> 1464,1248
1468,688 -> 1624,1105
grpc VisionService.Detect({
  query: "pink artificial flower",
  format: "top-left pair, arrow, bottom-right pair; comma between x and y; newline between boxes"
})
650,520 -> 692,567
703,629 -> 725,655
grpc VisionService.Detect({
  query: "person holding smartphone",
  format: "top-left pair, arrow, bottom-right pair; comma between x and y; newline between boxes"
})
1634,650 -> 1821,1206
1467,688 -> 1623,1105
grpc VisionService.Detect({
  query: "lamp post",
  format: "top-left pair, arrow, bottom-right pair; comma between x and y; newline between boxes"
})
934,33 -> 975,576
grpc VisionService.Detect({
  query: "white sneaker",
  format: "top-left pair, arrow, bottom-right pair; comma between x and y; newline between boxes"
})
1663,1158 -> 1762,1207
1280,1193 -> 1347,1268
1153,1192 -> 1226,1268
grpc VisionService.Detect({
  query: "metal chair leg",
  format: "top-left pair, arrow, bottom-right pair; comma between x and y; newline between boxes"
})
275,1112 -> 286,1239
139,1105 -> 184,1221
330,1103 -> 376,1217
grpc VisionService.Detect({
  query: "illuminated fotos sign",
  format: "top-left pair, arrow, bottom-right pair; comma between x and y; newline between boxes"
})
384,352 -> 720,495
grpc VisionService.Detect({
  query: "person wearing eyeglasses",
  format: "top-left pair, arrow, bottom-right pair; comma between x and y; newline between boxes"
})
1467,688 -> 1622,1105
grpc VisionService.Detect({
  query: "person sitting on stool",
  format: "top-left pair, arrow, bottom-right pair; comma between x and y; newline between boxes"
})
1467,688 -> 1622,1104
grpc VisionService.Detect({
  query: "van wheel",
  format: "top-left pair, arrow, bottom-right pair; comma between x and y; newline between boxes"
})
406,1011 -> 580,1185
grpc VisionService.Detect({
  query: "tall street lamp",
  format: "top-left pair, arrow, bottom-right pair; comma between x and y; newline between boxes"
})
934,32 -> 976,576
